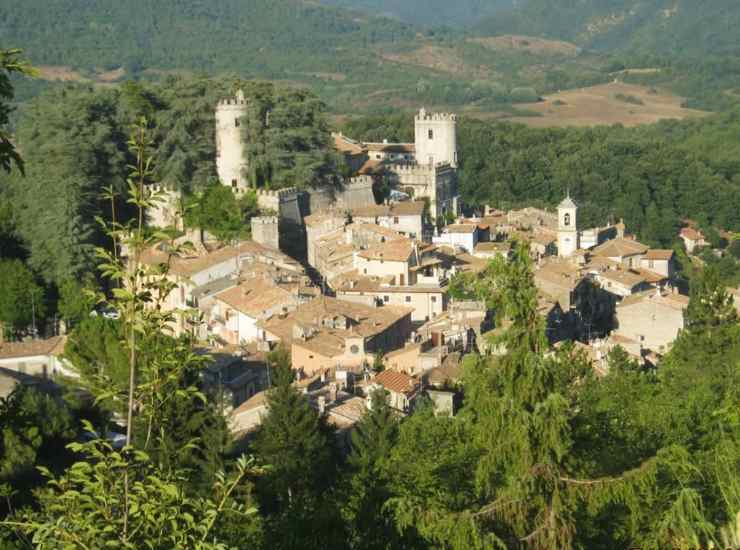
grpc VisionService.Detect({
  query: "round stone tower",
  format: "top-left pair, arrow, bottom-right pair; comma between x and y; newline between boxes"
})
557,194 -> 579,257
216,89 -> 249,192
414,108 -> 458,168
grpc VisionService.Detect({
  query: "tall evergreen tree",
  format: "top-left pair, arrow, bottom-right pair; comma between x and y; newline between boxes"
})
252,347 -> 341,548
343,390 -> 408,550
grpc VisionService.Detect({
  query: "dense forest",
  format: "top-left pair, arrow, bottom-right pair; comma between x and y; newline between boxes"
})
6,0 -> 740,113
318,0 -> 513,27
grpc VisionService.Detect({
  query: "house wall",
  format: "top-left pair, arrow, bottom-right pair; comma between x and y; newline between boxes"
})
615,302 -> 685,353
0,354 -> 65,378
354,256 -> 410,285
385,345 -> 420,374
432,231 -> 476,253
230,404 -> 268,434
354,214 -> 423,239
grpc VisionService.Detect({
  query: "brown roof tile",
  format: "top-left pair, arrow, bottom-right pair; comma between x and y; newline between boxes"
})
374,369 -> 419,396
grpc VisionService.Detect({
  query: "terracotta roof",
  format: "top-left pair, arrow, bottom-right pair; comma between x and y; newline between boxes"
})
215,280 -> 296,318
644,249 -> 675,261
358,159 -> 385,175
357,239 -> 414,262
365,142 -> 415,154
598,269 -> 647,288
374,369 -> 419,396
326,396 -> 367,428
231,390 -> 268,416
618,291 -> 689,310
0,336 -> 66,360
347,223 -> 405,241
535,260 -> 583,291
351,201 -> 425,218
593,238 -> 649,258
140,241 -> 299,278
332,133 -> 366,155
258,297 -> 412,346
444,224 -> 477,234
680,227 -> 704,241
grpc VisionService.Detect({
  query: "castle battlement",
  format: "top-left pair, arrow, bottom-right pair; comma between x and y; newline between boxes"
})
415,108 -> 457,122
388,161 -> 452,175
255,187 -> 299,199
217,89 -> 247,108
251,216 -> 279,225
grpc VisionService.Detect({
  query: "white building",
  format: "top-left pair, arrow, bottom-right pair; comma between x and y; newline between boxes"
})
557,195 -> 579,257
216,89 -> 249,192
614,290 -> 689,354
432,224 -> 479,254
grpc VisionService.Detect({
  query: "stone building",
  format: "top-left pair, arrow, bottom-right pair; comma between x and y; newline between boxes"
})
333,108 -> 461,220
215,89 -> 249,192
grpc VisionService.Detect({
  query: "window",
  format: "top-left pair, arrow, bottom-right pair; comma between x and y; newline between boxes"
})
383,296 -> 389,303
350,345 -> 360,354
431,296 -> 437,303
231,179 -> 237,188
649,260 -> 655,269
563,213 -> 571,226
363,268 -> 367,274
428,129 -> 434,140
234,118 -> 240,128
376,154 -> 381,160
405,296 -> 411,303
393,216 -> 399,224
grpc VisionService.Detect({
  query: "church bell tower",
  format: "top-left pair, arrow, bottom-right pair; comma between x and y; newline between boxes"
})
557,194 -> 579,257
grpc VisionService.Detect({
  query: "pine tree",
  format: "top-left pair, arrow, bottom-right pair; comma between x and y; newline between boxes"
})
343,389 -> 404,550
252,348 -> 341,548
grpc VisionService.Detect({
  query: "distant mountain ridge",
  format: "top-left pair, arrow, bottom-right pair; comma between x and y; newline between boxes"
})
475,0 -> 740,59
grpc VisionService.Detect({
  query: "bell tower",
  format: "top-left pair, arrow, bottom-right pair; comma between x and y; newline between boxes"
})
557,194 -> 579,257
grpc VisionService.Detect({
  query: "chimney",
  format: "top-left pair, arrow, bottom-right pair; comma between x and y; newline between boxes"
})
318,395 -> 326,415
329,383 -> 338,403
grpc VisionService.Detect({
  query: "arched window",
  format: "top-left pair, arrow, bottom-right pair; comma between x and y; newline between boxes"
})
564,213 -> 571,226
428,129 -> 434,140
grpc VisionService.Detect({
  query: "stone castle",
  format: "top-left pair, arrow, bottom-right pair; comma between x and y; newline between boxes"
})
149,89 -> 462,255
333,107 -> 460,219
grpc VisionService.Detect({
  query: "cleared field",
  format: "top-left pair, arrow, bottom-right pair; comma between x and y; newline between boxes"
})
510,82 -> 707,128
469,35 -> 581,57
381,44 -> 491,78
36,65 -> 126,85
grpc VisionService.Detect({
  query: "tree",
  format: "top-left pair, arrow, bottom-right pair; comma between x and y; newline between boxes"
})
57,274 -> 99,327
184,184 -> 258,243
0,259 -> 45,337
343,389 -> 408,549
0,49 -> 32,174
685,265 -> 738,333
252,347 -> 340,548
1,120 -> 265,547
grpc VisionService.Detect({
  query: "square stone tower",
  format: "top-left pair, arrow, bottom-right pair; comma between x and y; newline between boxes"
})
216,89 -> 249,192
414,108 -> 458,168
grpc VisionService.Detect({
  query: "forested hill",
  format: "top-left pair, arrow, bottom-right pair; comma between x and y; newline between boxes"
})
476,0 -> 740,59
318,0 -> 513,27
0,0 -> 413,74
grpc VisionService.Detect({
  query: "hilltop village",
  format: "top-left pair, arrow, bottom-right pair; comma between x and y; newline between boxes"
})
2,89 -> 734,436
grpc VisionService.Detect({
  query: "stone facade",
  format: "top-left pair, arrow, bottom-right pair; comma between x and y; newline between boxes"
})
414,108 -> 458,168
216,90 -> 249,192
250,216 -> 280,250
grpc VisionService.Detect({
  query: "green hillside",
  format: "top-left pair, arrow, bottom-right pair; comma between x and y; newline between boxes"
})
318,0 -> 513,27
0,0 -> 412,74
477,0 -> 740,58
